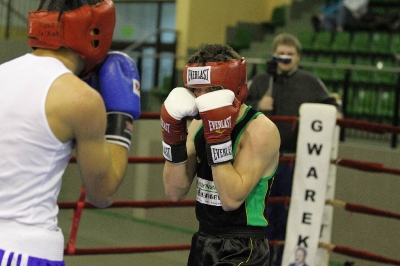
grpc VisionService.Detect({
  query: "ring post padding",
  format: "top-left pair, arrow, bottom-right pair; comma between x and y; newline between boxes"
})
282,103 -> 337,266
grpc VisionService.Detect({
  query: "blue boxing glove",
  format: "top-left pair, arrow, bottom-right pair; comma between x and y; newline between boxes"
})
92,51 -> 141,150
99,51 -> 141,119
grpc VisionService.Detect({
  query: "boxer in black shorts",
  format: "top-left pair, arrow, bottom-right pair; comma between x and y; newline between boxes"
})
161,44 -> 281,265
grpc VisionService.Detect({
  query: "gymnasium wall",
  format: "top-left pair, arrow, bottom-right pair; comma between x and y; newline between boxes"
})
175,0 -> 292,67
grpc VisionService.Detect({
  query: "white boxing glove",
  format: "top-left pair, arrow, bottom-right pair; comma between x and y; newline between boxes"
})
164,87 -> 198,120
161,87 -> 198,163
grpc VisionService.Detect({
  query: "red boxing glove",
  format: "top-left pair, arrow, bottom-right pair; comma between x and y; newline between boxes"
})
195,90 -> 240,165
161,87 -> 198,163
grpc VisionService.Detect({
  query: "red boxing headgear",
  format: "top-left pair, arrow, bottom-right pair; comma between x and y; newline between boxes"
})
183,58 -> 248,103
27,0 -> 116,76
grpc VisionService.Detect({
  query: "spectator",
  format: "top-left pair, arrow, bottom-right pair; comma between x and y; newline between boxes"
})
312,0 -> 368,32
312,0 -> 343,32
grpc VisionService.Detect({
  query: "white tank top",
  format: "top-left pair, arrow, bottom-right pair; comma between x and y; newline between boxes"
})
0,53 -> 73,232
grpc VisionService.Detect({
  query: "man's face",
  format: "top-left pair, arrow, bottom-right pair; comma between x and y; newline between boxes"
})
295,249 -> 305,263
274,44 -> 300,73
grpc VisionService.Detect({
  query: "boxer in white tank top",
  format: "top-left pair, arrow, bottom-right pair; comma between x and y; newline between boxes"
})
0,54 -> 73,263
0,1 -> 141,265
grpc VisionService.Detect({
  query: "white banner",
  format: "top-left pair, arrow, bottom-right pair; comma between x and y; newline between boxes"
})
282,103 -> 337,266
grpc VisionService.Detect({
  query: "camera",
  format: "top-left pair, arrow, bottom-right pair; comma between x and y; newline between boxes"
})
266,54 -> 292,77
273,54 -> 292,64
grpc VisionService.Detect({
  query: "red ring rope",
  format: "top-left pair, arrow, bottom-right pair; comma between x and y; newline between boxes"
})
326,199 -> 400,220
333,158 -> 400,175
58,197 -> 290,210
139,112 -> 400,134
65,244 -> 191,256
319,242 -> 400,265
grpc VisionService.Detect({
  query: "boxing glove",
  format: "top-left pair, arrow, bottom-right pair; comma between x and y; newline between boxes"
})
90,51 -> 141,150
161,87 -> 198,163
98,52 -> 141,119
195,90 -> 240,165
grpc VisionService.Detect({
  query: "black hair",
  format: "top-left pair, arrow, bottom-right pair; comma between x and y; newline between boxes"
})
37,0 -> 103,12
187,44 -> 241,65
37,0 -> 103,21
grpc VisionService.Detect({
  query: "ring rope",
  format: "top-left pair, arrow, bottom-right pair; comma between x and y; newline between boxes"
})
139,111 -> 400,135
332,158 -> 400,175
336,118 -> 400,134
326,199 -> 400,220
138,112 -> 161,119
64,244 -> 191,256
58,197 -> 290,210
264,115 -> 400,135
69,156 -> 165,164
319,242 -> 400,266
70,156 -> 296,164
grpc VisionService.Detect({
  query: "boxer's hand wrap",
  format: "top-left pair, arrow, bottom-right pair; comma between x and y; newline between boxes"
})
161,87 -> 198,163
195,90 -> 240,165
162,141 -> 188,164
105,112 -> 133,150
88,52 -> 141,150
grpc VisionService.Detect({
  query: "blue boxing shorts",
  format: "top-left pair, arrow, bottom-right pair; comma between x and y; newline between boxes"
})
0,249 -> 65,266
0,219 -> 65,266
187,224 -> 270,266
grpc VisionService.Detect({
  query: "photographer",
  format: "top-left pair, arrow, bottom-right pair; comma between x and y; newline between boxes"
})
245,33 -> 341,266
